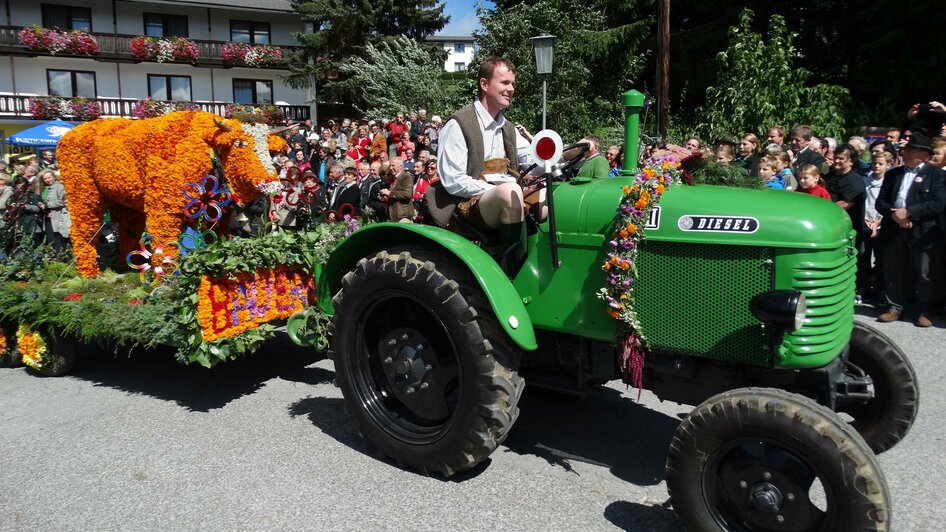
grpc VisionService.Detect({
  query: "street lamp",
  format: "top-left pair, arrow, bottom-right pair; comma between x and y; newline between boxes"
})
530,35 -> 556,130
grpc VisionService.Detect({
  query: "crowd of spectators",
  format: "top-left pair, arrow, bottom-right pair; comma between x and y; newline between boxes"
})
236,109 -> 444,235
0,148 -> 69,260
667,101 -> 946,326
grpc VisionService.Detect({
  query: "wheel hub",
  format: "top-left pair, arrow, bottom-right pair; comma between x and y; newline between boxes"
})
381,328 -> 435,396
749,481 -> 783,513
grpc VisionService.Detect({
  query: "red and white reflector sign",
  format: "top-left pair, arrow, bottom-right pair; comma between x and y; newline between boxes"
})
530,129 -> 563,172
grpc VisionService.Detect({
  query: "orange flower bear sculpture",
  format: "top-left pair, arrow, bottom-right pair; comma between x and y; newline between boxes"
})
57,111 -> 282,277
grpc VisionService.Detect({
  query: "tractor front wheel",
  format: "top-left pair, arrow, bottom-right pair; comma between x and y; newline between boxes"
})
330,248 -> 524,476
839,321 -> 918,454
666,387 -> 890,532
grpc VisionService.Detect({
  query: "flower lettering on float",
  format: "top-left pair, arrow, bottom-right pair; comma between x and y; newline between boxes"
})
197,266 -> 315,341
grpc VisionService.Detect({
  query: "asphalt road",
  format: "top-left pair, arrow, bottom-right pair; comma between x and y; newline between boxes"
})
1,307 -> 944,531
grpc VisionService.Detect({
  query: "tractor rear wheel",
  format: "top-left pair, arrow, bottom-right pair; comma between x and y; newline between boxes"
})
667,387 -> 890,532
839,321 -> 918,454
330,247 -> 525,476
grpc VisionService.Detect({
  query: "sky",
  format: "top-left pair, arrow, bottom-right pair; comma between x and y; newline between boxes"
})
436,0 -> 491,36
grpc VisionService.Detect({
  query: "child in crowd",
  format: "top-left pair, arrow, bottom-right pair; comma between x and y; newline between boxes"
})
864,152 -> 891,236
757,157 -> 784,189
714,144 -> 734,165
795,164 -> 831,200
861,152 -> 891,302
771,151 -> 798,190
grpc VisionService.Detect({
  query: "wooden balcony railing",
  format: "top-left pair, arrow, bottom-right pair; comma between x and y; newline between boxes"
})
0,25 -> 299,68
0,94 -> 310,121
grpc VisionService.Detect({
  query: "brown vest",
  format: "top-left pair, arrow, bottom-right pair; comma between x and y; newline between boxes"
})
425,104 -> 519,228
449,103 -> 518,179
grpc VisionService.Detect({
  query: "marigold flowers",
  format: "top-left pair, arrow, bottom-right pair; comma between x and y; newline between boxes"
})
196,267 -> 315,341
598,155 -> 683,333
16,324 -> 47,370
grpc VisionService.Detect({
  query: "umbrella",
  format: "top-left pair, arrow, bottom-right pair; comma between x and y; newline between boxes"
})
6,120 -> 75,147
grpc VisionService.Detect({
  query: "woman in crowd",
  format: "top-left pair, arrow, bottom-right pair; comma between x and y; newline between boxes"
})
37,168 -> 68,251
293,150 -> 312,173
413,159 -> 438,223
735,133 -> 762,176
425,116 -> 442,154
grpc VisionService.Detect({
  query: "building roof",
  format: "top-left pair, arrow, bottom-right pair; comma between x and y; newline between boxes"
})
124,0 -> 295,12
427,35 -> 476,42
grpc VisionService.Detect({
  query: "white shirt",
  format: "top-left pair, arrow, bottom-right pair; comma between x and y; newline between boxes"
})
894,163 -> 923,209
437,100 -> 532,198
864,173 -> 884,221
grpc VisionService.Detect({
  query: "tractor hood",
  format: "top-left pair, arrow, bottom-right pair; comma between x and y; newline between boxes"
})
551,178 -> 853,250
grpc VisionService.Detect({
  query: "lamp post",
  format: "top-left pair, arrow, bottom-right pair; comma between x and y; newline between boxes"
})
530,35 -> 556,130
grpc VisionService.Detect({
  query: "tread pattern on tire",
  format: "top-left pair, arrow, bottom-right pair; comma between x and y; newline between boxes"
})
666,387 -> 890,532
329,247 -> 525,477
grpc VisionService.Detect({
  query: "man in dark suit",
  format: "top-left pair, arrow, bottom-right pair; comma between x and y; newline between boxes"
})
790,125 -> 828,174
875,132 -> 946,327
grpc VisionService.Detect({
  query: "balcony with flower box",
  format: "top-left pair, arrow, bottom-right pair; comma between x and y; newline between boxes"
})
0,25 -> 298,68
0,94 -> 309,122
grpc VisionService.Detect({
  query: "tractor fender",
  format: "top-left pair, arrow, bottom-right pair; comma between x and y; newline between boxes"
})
320,223 -> 537,351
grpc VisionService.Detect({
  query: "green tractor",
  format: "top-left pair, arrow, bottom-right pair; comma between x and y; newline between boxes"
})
295,92 -> 914,531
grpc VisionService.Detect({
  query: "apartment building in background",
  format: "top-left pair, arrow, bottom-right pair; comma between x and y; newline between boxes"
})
427,35 -> 477,73
0,0 -> 314,158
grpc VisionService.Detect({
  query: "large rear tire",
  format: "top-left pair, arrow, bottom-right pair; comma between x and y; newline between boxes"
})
667,387 -> 890,532
839,321 -> 918,454
330,248 -> 525,476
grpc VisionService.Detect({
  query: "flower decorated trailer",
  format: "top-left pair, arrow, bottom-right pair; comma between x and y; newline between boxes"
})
306,90 -> 911,530
0,110 -> 348,373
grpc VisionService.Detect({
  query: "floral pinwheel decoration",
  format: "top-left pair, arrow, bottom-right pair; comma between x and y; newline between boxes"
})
183,174 -> 232,223
126,233 -> 179,286
178,226 -> 219,257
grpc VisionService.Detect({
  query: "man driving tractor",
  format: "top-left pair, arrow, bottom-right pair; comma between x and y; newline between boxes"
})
432,57 -> 538,276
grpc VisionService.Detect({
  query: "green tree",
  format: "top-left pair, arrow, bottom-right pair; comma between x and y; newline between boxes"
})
694,9 -> 851,142
334,37 -> 458,119
471,0 -> 651,142
285,0 -> 448,107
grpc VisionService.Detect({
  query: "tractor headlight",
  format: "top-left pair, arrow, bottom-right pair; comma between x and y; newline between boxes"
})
750,290 -> 806,331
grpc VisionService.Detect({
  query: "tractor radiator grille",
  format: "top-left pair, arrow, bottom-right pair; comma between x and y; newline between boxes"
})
782,252 -> 856,358
634,241 -> 772,366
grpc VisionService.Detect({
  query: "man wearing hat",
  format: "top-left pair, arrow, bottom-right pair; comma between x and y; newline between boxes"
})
328,163 -> 361,218
875,132 -> 946,327
714,134 -> 738,151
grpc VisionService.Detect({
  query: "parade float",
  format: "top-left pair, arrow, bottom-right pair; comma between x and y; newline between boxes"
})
0,110 -> 345,372
1,95 -> 915,531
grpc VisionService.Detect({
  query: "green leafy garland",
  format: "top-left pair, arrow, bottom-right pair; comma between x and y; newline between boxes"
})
0,225 -> 348,368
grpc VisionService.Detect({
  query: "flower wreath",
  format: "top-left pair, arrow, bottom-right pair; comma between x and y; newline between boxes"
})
16,324 -> 48,370
598,156 -> 685,394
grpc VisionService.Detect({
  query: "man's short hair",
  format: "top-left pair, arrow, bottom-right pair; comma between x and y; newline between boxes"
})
769,125 -> 786,138
835,143 -> 858,161
871,151 -> 894,163
931,136 -> 946,149
582,135 -> 601,153
477,57 -> 516,98
764,143 -> 784,155
847,136 -> 867,153
791,125 -> 813,141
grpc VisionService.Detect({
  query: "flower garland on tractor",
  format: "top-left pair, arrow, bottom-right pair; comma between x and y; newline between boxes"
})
599,156 -> 684,395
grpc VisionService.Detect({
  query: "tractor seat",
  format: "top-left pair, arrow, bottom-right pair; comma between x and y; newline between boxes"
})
424,180 -> 502,247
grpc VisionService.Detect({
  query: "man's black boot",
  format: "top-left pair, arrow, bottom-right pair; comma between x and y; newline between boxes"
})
498,221 -> 527,278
